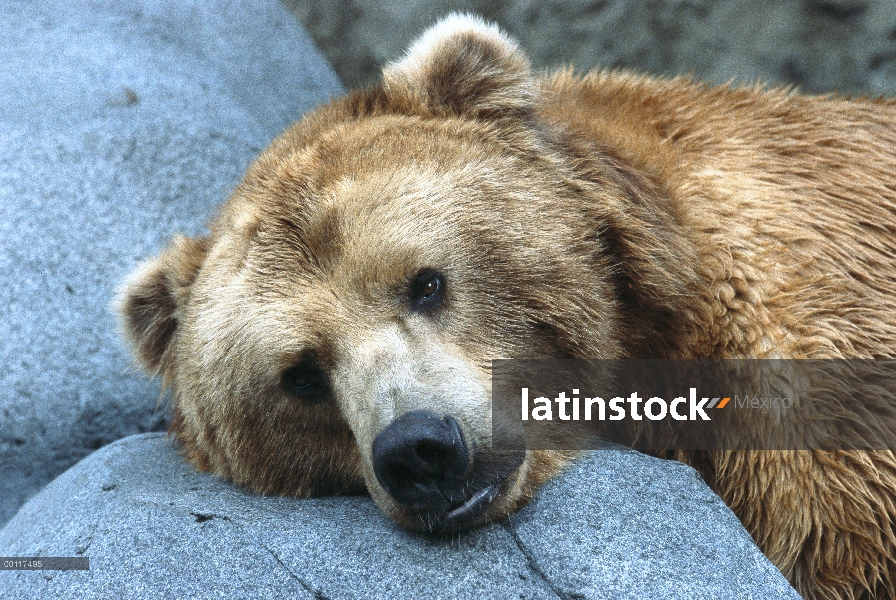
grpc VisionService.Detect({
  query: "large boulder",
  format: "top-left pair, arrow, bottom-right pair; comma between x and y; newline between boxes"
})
0,434 -> 799,599
0,0 -> 343,525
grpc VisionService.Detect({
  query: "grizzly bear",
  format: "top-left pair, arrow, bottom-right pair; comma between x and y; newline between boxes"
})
119,14 -> 896,600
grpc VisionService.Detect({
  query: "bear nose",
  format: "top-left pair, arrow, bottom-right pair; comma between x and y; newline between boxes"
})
372,410 -> 470,508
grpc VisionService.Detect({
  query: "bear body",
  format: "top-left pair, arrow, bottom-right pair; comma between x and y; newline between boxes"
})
120,15 -> 896,600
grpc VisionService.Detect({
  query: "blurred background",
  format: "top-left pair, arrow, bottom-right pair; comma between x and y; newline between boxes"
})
283,0 -> 896,96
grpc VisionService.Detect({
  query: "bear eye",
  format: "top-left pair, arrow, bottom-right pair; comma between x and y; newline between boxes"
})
282,357 -> 330,402
410,270 -> 445,311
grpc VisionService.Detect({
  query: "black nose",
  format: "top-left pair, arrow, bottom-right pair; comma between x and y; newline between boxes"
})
372,410 -> 470,508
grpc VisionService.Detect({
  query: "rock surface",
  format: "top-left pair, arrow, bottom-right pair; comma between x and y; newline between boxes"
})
0,434 -> 799,600
0,0 -> 343,526
285,0 -> 896,96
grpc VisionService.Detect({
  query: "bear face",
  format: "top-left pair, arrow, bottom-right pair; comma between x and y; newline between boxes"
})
119,15 -> 660,531
141,125 -> 621,528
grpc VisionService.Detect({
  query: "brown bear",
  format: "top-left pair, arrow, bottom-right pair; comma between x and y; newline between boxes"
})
119,14 -> 896,600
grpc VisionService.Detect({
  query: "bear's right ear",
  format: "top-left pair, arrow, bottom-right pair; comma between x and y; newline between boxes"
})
117,235 -> 208,378
383,13 -> 536,120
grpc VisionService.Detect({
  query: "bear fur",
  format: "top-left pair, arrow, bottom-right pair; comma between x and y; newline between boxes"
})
119,14 -> 896,600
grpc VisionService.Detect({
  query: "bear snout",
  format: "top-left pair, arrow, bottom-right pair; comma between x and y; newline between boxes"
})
372,410 -> 470,511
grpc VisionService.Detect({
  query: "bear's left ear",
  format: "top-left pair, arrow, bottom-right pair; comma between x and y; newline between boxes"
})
383,13 -> 536,119
117,235 -> 209,380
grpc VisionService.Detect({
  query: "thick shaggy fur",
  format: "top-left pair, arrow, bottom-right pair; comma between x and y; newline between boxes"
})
120,14 -> 896,600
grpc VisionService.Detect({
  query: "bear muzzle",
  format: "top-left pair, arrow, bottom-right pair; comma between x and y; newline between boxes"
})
371,410 -> 522,530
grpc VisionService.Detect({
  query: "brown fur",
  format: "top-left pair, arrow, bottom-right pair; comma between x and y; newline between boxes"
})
119,14 -> 896,600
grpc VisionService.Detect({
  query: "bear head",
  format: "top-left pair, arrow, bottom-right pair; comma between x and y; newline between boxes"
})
119,14 -> 694,531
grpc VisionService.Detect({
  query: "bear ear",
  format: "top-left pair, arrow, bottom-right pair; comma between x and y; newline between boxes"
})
117,235 -> 209,378
383,13 -> 536,119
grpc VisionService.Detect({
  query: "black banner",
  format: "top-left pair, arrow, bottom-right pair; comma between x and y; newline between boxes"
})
491,360 -> 896,450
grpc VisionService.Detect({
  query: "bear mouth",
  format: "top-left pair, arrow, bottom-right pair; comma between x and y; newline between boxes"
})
438,483 -> 501,530
371,410 -> 525,532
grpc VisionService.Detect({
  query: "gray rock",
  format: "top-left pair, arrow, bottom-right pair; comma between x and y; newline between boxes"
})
0,0 -> 343,526
0,434 -> 799,599
285,0 -> 896,96
508,449 -> 797,599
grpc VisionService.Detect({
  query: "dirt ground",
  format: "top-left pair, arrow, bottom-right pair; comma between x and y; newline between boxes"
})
283,0 -> 896,96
